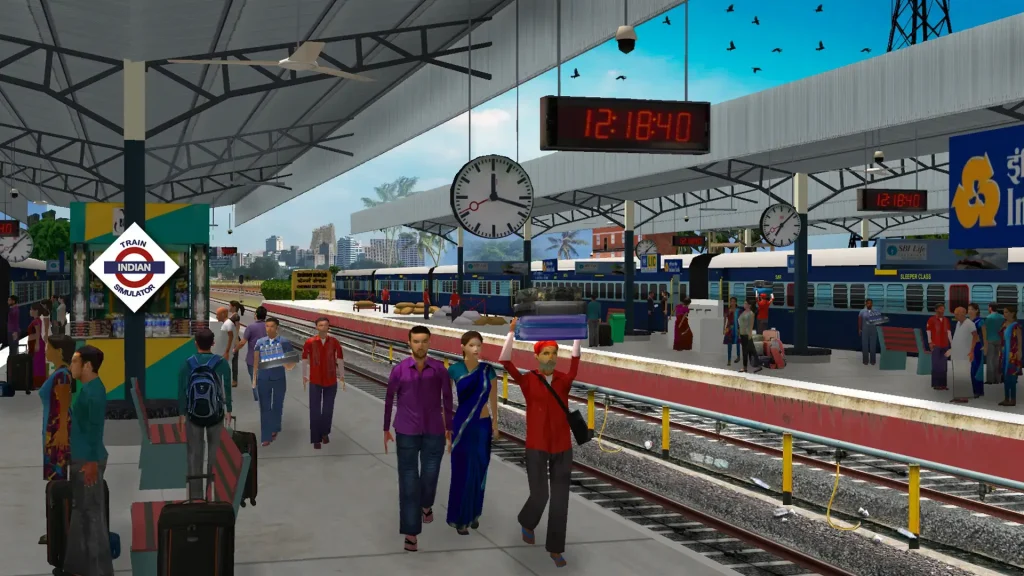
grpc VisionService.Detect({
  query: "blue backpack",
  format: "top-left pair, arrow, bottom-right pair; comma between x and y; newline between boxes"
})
185,356 -> 225,427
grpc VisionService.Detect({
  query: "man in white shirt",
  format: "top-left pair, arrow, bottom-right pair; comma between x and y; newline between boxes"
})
948,306 -> 978,403
213,307 -> 235,380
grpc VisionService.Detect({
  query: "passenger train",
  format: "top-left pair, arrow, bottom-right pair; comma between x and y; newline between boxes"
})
5,258 -> 72,336
336,247 -> 1024,351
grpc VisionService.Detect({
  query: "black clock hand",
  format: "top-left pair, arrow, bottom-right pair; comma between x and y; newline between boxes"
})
490,173 -> 498,201
492,197 -> 530,209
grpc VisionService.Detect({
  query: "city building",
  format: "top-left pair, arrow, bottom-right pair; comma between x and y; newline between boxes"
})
310,224 -> 337,268
592,226 -> 633,258
336,236 -> 354,267
398,234 -> 423,267
266,235 -> 283,253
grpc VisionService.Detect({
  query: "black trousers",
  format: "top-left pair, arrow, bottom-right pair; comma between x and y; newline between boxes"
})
518,448 -> 573,554
739,335 -> 759,369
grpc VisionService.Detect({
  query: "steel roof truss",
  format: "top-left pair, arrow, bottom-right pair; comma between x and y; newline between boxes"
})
402,221 -> 457,245
688,159 -> 794,206
806,154 -> 949,212
149,164 -> 294,203
0,121 -> 123,185
0,160 -> 115,202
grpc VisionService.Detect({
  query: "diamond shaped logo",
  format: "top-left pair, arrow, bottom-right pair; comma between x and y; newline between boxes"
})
89,223 -> 180,313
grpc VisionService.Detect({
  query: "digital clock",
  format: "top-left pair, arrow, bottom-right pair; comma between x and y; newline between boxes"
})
857,189 -> 928,212
671,235 -> 706,248
540,96 -> 711,154
0,220 -> 20,238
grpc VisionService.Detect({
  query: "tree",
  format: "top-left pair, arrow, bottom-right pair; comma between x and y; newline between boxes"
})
28,218 -> 70,260
546,231 -> 587,260
246,256 -> 281,280
361,176 -> 418,265
410,229 -> 447,266
466,239 -> 522,261
329,265 -> 340,275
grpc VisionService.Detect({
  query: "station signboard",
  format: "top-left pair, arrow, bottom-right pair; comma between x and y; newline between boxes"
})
290,269 -> 334,300
876,239 -> 1007,270
948,123 -> 1024,248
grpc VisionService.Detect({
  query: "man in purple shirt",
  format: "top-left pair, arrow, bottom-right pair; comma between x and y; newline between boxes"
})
383,325 -> 453,553
7,295 -> 20,349
235,305 -> 268,383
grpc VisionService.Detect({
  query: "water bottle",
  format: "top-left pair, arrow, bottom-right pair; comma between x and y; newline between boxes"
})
274,342 -> 282,361
144,315 -> 153,338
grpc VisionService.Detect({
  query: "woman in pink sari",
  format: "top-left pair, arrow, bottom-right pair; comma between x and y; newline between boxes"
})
673,299 -> 693,351
27,303 -> 48,389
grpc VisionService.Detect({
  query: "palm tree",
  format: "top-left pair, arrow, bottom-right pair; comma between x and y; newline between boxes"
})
361,176 -> 419,264
546,231 -> 588,260
467,239 -> 522,261
410,230 -> 447,266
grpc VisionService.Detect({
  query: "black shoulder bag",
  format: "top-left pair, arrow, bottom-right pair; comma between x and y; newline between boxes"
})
534,371 -> 592,446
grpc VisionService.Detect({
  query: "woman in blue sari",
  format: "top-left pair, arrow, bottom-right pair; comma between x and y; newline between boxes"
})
446,330 -> 498,534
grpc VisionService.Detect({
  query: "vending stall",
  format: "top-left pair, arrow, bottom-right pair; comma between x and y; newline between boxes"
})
69,202 -> 209,413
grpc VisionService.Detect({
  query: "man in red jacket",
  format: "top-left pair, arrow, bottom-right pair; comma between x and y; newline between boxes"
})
499,318 -> 581,568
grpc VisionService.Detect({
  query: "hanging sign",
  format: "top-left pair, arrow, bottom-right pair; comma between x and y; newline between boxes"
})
665,259 -> 682,273
640,254 -> 661,273
89,223 -> 179,312
541,258 -> 558,272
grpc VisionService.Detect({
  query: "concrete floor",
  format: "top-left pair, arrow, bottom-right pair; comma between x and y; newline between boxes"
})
0,332 -> 739,576
262,298 -> 1022,415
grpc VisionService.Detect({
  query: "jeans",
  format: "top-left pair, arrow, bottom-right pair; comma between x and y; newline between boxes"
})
396,433 -> 445,536
861,327 -> 878,365
1005,371 -> 1018,402
309,384 -> 338,444
186,420 -> 224,499
587,319 -> 600,347
382,302 -> 389,313
985,341 -> 1003,383
256,374 -> 286,443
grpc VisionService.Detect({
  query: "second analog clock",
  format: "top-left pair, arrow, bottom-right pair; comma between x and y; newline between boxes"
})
0,230 -> 33,263
450,154 -> 534,239
635,239 -> 657,257
759,203 -> 802,248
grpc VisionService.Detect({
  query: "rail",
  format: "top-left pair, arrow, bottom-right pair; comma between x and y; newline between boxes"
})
211,298 -> 1024,550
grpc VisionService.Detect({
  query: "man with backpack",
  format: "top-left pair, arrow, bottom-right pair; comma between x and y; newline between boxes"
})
178,328 -> 233,500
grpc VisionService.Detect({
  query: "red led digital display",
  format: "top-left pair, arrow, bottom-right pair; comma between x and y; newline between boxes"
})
857,189 -> 928,212
672,235 -> 706,247
540,96 -> 711,154
0,220 -> 20,237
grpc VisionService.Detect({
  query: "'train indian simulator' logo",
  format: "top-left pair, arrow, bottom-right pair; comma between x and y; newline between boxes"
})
90,223 -> 179,313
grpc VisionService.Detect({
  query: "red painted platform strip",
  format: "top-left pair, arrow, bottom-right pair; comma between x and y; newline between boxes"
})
264,302 -> 1024,483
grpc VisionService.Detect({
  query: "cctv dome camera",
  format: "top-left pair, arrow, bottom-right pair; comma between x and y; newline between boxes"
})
683,215 -> 690,222
9,188 -> 18,199
227,229 -> 233,235
873,150 -> 885,163
615,25 -> 636,54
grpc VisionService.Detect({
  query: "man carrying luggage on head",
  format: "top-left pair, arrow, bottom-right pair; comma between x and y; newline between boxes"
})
178,328 -> 233,500
64,345 -> 114,576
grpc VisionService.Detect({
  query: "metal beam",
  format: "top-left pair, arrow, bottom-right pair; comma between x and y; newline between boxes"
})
0,160 -> 116,201
987,99 -> 1024,123
404,221 -> 458,246
806,155 -> 949,212
0,121 -> 123,184
146,120 -> 355,184
813,211 -> 948,239
145,17 -> 495,139
145,163 -> 294,203
688,159 -> 794,205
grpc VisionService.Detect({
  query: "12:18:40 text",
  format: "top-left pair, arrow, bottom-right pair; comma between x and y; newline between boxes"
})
584,109 -> 692,142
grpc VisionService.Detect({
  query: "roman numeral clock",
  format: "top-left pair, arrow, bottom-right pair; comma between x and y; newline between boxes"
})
450,154 -> 534,239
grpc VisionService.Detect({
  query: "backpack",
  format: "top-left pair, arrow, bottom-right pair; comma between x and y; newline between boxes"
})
185,355 -> 225,427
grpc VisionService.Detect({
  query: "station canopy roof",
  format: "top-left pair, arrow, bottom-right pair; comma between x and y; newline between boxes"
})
0,0 -> 505,219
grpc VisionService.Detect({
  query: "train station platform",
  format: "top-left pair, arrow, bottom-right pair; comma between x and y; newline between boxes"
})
0,327 -> 739,576
255,298 -> 1024,485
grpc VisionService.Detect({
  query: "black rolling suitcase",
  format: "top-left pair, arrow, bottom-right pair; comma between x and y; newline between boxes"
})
598,323 -> 612,347
8,344 -> 33,394
229,419 -> 258,507
46,478 -> 110,571
156,488 -> 235,576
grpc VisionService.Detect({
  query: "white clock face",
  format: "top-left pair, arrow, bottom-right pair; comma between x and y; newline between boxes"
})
450,154 -> 534,239
0,230 -> 33,263
635,239 -> 657,257
759,204 -> 802,248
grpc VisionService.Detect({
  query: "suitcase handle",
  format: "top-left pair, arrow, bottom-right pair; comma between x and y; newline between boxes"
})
184,475 -> 215,502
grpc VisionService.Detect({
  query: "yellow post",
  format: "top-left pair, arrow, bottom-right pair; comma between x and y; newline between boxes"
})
586,391 -> 596,430
501,372 -> 508,404
782,433 -> 793,505
388,345 -> 393,362
661,406 -> 670,458
908,464 -> 921,549
444,358 -> 450,369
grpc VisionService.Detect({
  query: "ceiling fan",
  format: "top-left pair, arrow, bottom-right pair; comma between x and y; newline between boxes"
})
168,41 -> 374,82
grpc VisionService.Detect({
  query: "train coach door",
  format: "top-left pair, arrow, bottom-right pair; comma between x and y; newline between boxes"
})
687,253 -> 717,300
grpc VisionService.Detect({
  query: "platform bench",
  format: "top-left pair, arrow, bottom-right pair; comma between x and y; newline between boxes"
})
353,300 -> 380,312
129,378 -> 188,490
877,326 -> 930,375
130,426 -> 250,576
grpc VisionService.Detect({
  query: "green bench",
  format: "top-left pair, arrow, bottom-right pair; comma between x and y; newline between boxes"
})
877,326 -> 930,375
129,425 -> 249,576
129,377 -> 188,490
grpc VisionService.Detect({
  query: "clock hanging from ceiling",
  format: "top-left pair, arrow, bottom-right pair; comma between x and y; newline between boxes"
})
0,229 -> 33,263
759,203 -> 802,248
634,239 -> 657,258
450,154 -> 534,239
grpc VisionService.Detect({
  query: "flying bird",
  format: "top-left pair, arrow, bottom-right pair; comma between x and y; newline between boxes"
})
752,16 -> 760,25
771,47 -> 783,53
816,40 -> 826,51
752,67 -> 762,74
726,4 -> 735,12
815,4 -> 823,12
615,75 -> 626,80
860,47 -> 872,53
570,68 -> 580,78
726,41 -> 736,51
663,15 -> 671,25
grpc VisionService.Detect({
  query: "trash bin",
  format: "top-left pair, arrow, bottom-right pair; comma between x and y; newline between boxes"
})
609,313 -> 626,343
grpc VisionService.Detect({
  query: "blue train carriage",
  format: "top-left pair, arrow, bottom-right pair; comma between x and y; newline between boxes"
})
336,264 -> 525,315
9,257 -> 72,335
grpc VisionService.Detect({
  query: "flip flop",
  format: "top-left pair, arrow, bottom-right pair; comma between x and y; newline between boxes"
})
521,527 -> 535,544
456,527 -> 469,535
422,508 -> 433,524
404,537 -> 418,552
551,554 -> 567,568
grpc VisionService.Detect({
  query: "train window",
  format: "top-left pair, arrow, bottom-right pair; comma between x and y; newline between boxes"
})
463,281 -> 472,294
925,284 -> 945,312
495,281 -> 502,295
831,284 -> 848,309
709,282 -> 720,301
865,284 -> 884,310
597,283 -> 606,299
584,284 -> 593,298
815,284 -> 832,308
633,284 -> 640,299
971,284 -> 994,307
510,280 -> 520,297
720,282 -> 730,303
948,284 -> 969,312
786,283 -> 794,307
905,284 -> 924,312
615,283 -> 622,299
996,285 -> 1019,309
772,283 -> 786,306
639,283 -> 648,298
732,283 -> 744,301
848,284 -> 866,309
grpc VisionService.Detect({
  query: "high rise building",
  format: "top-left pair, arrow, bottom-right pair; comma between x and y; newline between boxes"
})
397,234 -> 423,267
309,224 -> 336,268
265,235 -> 283,253
336,236 -> 354,267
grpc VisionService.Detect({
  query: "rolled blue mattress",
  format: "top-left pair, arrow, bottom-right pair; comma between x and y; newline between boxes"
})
514,314 -> 588,341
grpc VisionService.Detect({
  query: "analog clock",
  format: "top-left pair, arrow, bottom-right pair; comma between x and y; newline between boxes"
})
759,204 -> 802,248
0,230 -> 33,263
635,239 -> 657,257
450,154 -> 534,239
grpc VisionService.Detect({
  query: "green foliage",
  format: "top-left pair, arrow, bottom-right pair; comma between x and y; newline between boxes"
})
246,256 -> 282,280
329,265 -> 340,275
545,231 -> 587,260
466,239 -> 522,261
260,279 -> 319,300
28,218 -> 70,261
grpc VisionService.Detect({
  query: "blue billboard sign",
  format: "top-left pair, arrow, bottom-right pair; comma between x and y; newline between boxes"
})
464,261 -> 530,275
786,254 -> 811,274
876,239 -> 1007,271
949,124 -> 1024,249
665,259 -> 682,273
575,261 -> 625,275
541,258 -> 558,272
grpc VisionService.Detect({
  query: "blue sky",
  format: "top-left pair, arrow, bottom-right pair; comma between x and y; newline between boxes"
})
31,0 -> 1024,257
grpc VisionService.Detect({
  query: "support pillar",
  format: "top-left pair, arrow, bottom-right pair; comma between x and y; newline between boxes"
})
742,229 -> 753,252
860,219 -> 870,248
123,60 -> 147,408
623,201 -> 636,334
522,219 -> 532,288
456,228 -> 464,302
793,173 -> 809,353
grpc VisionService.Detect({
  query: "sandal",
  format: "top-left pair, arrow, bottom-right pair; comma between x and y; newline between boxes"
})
456,526 -> 469,535
404,537 -> 418,552
422,508 -> 433,524
521,527 -> 535,545
551,553 -> 567,568
470,520 -> 479,529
